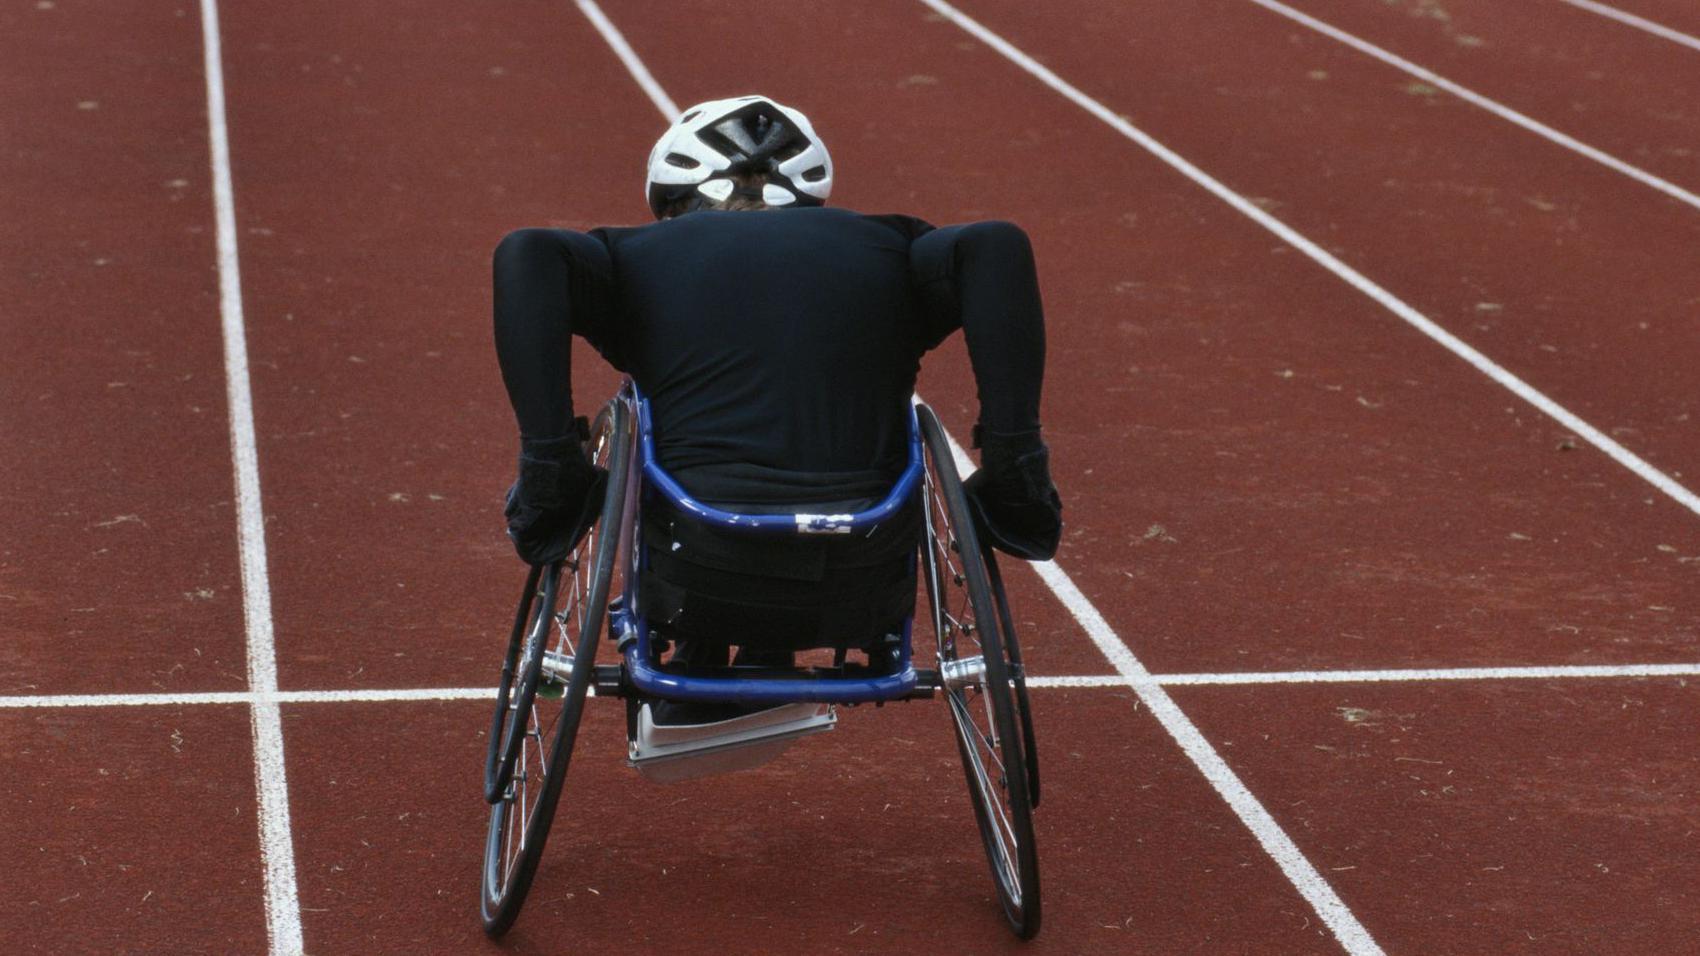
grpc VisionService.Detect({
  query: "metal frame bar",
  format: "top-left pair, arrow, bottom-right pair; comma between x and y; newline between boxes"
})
634,386 -> 924,534
613,383 -> 931,704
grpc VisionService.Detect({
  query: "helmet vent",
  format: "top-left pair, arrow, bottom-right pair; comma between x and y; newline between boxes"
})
664,152 -> 701,169
800,165 -> 827,183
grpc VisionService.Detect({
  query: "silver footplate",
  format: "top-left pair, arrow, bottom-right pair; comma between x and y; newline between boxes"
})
628,701 -> 837,784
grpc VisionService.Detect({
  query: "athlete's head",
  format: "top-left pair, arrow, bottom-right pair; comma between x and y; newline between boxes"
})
644,95 -> 833,219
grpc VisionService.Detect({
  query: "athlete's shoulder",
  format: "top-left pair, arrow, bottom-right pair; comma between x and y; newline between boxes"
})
853,212 -> 937,240
594,208 -> 938,247
795,206 -> 935,237
590,224 -> 643,243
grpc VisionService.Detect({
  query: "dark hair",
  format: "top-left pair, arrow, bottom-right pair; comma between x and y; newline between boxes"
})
661,171 -> 774,219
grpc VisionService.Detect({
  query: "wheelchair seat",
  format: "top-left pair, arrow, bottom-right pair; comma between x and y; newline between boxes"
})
614,390 -> 926,707
638,481 -> 919,655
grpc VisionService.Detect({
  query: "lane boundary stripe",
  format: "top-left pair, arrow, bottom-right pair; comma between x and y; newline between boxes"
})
1034,661 -> 1700,686
576,0 -> 679,118
199,2 -> 305,953
1246,0 -> 1700,212
1017,561 -> 1384,954
0,690 -> 501,709
582,3 -> 1382,950
1556,0 -> 1700,54
9,660 -> 1700,708
919,0 -> 1700,522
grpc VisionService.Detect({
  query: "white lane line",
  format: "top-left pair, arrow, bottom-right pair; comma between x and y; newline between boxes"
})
1024,674 -> 1139,689
10,659 -> 1700,709
917,0 -> 1700,522
1031,661 -> 1700,687
1557,0 -> 1700,54
0,691 -> 256,709
0,689 -> 496,709
932,432 -> 1385,956
582,4 -> 1380,949
1246,0 -> 1700,212
1032,566 -> 1387,956
575,0 -> 679,119
271,686 -> 496,704
199,2 -> 305,954
1163,662 -> 1700,685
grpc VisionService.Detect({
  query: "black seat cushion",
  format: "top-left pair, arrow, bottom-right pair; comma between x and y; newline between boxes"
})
638,490 -> 919,652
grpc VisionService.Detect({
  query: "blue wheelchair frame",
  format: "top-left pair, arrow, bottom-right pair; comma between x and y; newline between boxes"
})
611,382 -> 927,705
483,381 -> 1041,941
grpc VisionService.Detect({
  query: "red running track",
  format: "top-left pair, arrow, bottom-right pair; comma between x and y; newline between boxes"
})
5,0 -> 1700,952
2,2 -> 265,950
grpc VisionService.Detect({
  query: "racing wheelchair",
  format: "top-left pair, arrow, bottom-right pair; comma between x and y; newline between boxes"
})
479,381 -> 1042,938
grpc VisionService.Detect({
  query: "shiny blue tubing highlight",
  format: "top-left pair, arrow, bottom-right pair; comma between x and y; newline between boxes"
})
620,384 -> 923,704
635,391 -> 924,535
619,608 -> 919,704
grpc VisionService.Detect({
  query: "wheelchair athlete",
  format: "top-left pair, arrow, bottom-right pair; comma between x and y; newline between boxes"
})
493,95 -> 1062,721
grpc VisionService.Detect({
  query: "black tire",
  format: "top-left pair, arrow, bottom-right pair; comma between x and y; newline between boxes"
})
484,564 -> 543,804
916,403 -> 1041,939
481,396 -> 632,937
983,550 -> 1040,810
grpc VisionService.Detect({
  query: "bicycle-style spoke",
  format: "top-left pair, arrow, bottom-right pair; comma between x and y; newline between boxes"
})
956,690 -> 1012,781
483,397 -> 632,937
949,692 -> 1009,777
948,690 -> 1022,900
915,403 -> 1039,937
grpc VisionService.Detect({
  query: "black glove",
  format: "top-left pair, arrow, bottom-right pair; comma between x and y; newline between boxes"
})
503,427 -> 607,566
963,426 -> 1063,561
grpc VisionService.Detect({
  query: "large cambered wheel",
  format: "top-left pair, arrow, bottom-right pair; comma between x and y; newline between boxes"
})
916,403 -> 1042,939
481,396 -> 632,937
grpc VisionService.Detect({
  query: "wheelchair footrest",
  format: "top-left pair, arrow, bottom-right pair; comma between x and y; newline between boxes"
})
628,701 -> 837,784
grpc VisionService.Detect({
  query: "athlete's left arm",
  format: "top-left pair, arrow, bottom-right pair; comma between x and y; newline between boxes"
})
908,220 -> 1047,436
910,220 -> 1062,561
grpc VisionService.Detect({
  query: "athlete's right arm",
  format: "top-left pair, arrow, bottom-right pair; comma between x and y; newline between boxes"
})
491,227 -> 619,564
492,227 -> 619,440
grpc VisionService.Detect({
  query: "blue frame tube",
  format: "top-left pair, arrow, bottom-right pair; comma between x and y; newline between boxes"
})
615,382 -> 923,705
618,607 -> 919,704
635,389 -> 923,535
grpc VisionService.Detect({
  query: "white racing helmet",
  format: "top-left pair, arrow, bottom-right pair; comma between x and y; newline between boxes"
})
644,95 -> 833,219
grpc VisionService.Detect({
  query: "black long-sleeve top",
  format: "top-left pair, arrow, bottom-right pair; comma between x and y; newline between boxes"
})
493,206 -> 1044,504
